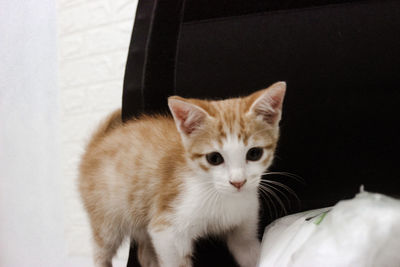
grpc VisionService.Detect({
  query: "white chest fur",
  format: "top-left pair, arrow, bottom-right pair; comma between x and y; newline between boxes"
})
174,181 -> 259,238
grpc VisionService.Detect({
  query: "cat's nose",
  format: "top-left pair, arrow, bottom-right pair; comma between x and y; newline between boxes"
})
229,180 -> 247,190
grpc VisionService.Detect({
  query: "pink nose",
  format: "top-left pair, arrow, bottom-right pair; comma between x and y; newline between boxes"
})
229,180 -> 247,189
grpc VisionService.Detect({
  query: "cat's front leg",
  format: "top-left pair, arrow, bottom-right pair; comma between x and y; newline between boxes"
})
227,220 -> 261,267
149,226 -> 193,267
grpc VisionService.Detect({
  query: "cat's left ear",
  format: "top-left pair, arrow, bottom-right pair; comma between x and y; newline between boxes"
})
248,81 -> 286,125
168,96 -> 209,136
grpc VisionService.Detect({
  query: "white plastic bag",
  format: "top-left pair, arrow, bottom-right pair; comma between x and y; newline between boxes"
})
259,190 -> 400,267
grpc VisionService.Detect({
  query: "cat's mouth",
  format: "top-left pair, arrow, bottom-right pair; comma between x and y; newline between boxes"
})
214,181 -> 254,195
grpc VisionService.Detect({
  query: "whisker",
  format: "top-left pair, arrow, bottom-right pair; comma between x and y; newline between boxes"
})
262,171 -> 305,184
258,186 -> 279,218
208,189 -> 218,209
260,179 -> 301,206
260,181 -> 291,209
198,184 -> 219,210
259,184 -> 287,215
257,189 -> 274,219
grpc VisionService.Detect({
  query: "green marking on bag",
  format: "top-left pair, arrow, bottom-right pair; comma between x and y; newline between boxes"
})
314,211 -> 328,225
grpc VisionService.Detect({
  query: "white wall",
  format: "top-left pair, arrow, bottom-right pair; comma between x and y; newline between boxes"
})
58,0 -> 137,264
0,0 -> 137,266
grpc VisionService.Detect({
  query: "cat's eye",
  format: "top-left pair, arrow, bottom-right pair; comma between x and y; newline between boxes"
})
206,152 -> 224,166
246,147 -> 263,161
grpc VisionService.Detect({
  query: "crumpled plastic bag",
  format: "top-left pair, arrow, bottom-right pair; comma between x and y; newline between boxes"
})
259,189 -> 400,267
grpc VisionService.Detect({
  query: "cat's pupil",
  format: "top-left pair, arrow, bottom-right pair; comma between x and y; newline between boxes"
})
206,152 -> 224,166
246,147 -> 263,161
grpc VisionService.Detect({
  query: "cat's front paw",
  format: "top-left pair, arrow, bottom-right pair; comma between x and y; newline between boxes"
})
231,240 -> 261,267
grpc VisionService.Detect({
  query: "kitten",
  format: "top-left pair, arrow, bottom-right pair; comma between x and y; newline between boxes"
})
79,81 -> 286,267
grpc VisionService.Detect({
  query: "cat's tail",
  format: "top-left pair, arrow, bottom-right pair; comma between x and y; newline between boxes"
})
88,109 -> 122,147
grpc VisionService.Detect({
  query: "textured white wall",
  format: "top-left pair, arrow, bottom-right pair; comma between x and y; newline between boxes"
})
58,0 -> 137,265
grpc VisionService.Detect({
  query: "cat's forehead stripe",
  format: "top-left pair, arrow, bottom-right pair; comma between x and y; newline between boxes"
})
217,121 -> 227,140
187,96 -> 277,153
210,98 -> 252,146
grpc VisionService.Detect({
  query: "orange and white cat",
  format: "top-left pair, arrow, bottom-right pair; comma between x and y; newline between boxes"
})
79,82 -> 286,267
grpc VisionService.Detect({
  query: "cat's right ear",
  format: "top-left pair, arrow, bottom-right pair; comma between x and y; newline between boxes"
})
168,97 -> 208,136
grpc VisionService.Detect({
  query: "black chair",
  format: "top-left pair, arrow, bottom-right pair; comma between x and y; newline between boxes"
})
123,0 -> 400,266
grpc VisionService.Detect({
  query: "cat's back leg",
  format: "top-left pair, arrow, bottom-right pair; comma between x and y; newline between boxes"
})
91,220 -> 124,267
79,178 -> 124,267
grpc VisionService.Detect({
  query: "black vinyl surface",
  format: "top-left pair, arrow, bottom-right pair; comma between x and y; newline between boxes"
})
176,0 -> 400,209
125,0 -> 400,266
183,0 -> 369,22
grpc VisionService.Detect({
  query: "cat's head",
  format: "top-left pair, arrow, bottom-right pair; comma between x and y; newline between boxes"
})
168,82 -> 286,195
